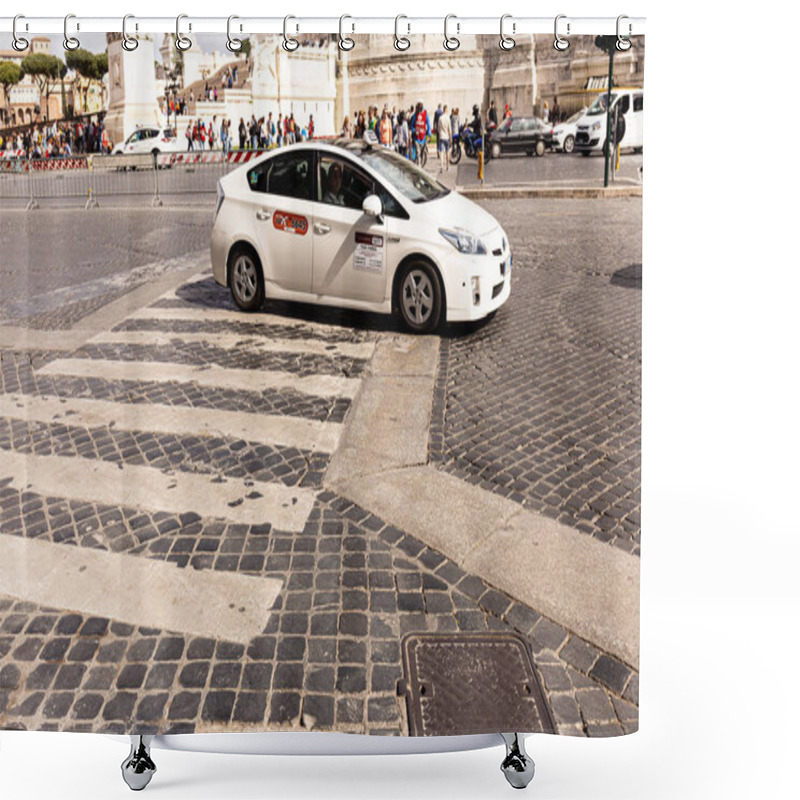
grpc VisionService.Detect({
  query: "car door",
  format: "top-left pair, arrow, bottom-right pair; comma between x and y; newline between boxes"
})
311,154 -> 389,303
247,149 -> 314,294
124,131 -> 142,154
505,118 -> 526,153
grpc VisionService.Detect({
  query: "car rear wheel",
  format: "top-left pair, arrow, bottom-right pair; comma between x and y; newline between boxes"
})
563,135 -> 575,154
534,140 -> 546,157
229,246 -> 264,312
397,261 -> 443,334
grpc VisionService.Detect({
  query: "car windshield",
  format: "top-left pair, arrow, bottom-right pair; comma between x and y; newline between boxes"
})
587,93 -> 617,115
351,148 -> 449,203
566,110 -> 584,124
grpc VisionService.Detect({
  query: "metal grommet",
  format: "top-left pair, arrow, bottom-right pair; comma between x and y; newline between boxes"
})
226,15 -> 242,52
394,15 -> 410,51
554,14 -> 570,51
64,14 -> 80,51
12,15 -> 29,51
283,15 -> 299,52
339,15 -> 355,51
500,14 -> 515,50
175,14 -> 192,51
122,15 -> 139,52
616,15 -> 632,51
443,14 -> 460,51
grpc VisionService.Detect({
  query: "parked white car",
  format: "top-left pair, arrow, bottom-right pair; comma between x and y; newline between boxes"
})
550,109 -> 586,153
112,126 -> 182,156
210,137 -> 512,332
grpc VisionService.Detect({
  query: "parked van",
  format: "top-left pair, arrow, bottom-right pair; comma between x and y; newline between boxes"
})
575,88 -> 643,156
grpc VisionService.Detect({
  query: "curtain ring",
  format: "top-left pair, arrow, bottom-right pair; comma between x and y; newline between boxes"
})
616,15 -> 632,51
394,15 -> 410,51
64,13 -> 80,51
554,14 -> 570,51
443,14 -> 460,51
226,15 -> 242,52
500,14 -> 515,50
339,15 -> 355,51
176,14 -> 192,51
122,15 -> 139,52
12,15 -> 29,52
283,15 -> 299,52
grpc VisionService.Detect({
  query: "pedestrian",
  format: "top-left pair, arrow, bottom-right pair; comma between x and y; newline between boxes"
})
552,96 -> 562,124
542,100 -> 549,123
238,118 -> 246,150
277,113 -> 284,147
488,100 -> 498,129
267,112 -> 276,147
342,115 -> 353,138
379,109 -> 392,147
308,115 -> 314,140
437,103 -> 451,172
186,122 -> 194,151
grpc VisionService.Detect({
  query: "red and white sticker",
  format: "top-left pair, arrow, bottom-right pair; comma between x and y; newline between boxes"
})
354,232 -> 384,273
273,211 -> 309,236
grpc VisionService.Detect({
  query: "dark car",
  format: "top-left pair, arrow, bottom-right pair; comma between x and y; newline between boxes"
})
488,116 -> 552,159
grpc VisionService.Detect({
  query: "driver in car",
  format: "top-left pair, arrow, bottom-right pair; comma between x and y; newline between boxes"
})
324,162 -> 345,206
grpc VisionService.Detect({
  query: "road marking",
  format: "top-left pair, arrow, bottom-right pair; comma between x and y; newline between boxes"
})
93,329 -> 375,360
36,358 -> 360,399
1,450 -> 316,531
0,393 -> 342,454
130,305 -> 371,337
0,533 -> 282,644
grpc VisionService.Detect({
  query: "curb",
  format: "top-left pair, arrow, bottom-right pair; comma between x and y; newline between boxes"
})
457,184 -> 642,199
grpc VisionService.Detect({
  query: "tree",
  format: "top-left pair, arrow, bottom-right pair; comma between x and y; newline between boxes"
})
240,38 -> 251,60
21,52 -> 63,121
65,48 -> 97,114
0,61 -> 23,125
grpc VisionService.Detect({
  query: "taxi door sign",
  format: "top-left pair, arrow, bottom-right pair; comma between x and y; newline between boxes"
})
273,211 -> 309,235
353,232 -> 384,273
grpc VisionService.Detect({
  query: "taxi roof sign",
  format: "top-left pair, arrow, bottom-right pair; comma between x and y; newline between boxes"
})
362,129 -> 378,146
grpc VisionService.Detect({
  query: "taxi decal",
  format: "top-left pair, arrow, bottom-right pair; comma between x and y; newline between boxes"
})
273,211 -> 309,236
354,232 -> 384,273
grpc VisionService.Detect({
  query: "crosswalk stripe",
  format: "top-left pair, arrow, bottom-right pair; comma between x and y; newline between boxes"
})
91,329 -> 376,360
1,450 -> 316,530
0,533 -> 283,644
0,393 -> 342,454
130,305 -> 374,337
36,358 -> 361,399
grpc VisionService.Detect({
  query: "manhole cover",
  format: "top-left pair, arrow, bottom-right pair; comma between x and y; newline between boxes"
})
399,632 -> 555,736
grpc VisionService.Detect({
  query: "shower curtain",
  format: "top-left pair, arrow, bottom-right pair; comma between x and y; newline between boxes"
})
0,21 -> 643,744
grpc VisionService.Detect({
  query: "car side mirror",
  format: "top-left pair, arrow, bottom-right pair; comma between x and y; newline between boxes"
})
362,194 -> 383,219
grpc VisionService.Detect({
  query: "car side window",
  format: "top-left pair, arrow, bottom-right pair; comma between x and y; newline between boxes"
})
318,156 -> 373,211
633,94 -> 643,112
510,119 -> 524,132
248,151 -> 313,200
373,179 -> 409,220
618,95 -> 631,115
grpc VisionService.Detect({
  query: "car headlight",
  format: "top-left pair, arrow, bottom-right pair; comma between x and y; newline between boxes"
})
439,228 -> 487,255
591,121 -> 602,131
214,182 -> 225,221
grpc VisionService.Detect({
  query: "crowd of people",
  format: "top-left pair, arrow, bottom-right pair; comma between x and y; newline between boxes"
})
0,116 -> 111,158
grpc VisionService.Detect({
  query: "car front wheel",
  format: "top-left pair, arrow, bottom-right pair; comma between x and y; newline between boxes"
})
563,135 -> 575,154
397,261 -> 443,334
229,246 -> 264,312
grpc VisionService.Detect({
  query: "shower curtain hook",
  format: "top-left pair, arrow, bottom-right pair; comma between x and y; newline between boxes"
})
554,14 -> 570,51
283,15 -> 299,52
226,15 -> 242,52
64,14 -> 80,51
339,15 -> 355,51
175,14 -> 192,51
122,15 -> 139,52
499,14 -> 516,50
443,14 -> 460,51
12,14 -> 29,51
394,15 -> 411,51
616,15 -> 632,51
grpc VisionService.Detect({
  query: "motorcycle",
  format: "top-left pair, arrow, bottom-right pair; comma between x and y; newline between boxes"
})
450,127 -> 462,164
460,123 -> 492,162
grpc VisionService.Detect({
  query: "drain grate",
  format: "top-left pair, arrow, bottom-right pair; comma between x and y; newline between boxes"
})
399,632 -> 555,736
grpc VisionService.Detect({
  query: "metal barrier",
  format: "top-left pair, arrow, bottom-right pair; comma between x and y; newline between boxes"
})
0,150 -> 270,209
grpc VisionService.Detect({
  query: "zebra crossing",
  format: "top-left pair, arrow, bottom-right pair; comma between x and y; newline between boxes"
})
0,271 -> 380,634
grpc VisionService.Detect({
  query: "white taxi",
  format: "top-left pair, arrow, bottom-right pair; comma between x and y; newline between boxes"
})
112,126 -> 182,156
210,135 -> 511,332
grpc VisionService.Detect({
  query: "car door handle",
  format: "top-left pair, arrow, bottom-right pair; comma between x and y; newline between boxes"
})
256,209 -> 271,221
314,222 -> 331,235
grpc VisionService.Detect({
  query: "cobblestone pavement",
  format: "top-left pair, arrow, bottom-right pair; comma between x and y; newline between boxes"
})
0,200 -> 639,740
431,198 -> 642,553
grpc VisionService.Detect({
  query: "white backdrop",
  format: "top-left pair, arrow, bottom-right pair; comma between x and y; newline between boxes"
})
2,1 -> 798,798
